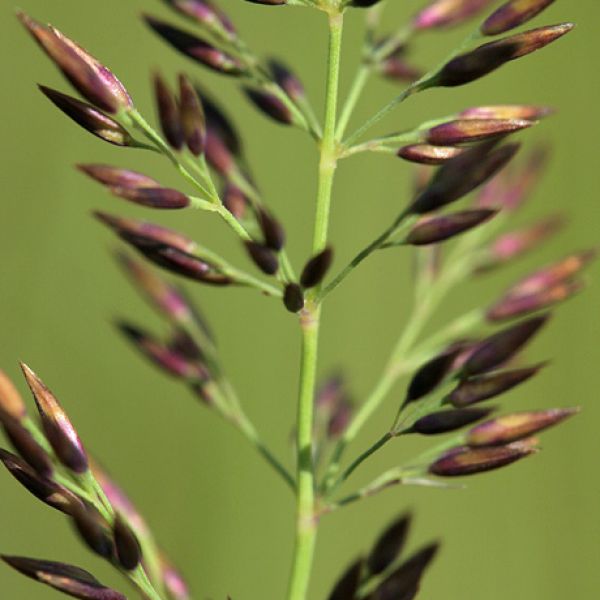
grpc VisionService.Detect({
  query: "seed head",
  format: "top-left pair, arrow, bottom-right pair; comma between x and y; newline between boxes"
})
153,72 -> 185,151
405,347 -> 462,404
1,556 -> 126,600
18,12 -> 132,113
503,250 -> 597,299
414,0 -> 494,30
408,141 -> 520,214
95,212 -> 196,254
405,209 -> 497,245
327,558 -> 364,600
114,515 -> 142,570
429,440 -> 537,476
257,209 -> 286,251
379,55 -> 422,84
269,59 -> 305,102
448,364 -> 545,407
2,419 -> 53,477
0,369 -> 27,422
462,315 -> 549,376
117,322 -> 209,381
71,503 -> 114,559
244,87 -> 294,125
300,248 -> 334,289
39,86 -> 133,146
482,0 -> 557,36
20,363 -> 88,474
283,284 -> 305,313
460,104 -> 553,121
222,184 -> 248,220
164,0 -> 237,39
0,449 -> 81,514
179,74 -> 206,156
145,16 -> 246,76
427,118 -> 534,145
372,543 -> 440,600
399,144 -> 464,166
478,215 -> 565,271
79,163 -> 190,209
435,23 -> 574,87
488,279 -> 583,321
467,408 -> 578,446
116,252 -> 194,324
411,407 -> 494,435
244,242 -> 280,275
367,513 -> 411,576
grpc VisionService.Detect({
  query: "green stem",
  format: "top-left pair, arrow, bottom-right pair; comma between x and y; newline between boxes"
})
335,65 -> 370,140
286,11 -> 344,600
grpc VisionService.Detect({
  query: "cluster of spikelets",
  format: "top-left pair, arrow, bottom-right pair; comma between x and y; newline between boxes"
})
1,0 -> 593,599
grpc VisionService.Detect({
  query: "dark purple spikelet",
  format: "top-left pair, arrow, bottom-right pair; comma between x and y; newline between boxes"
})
283,283 -> 304,313
501,250 -> 597,299
222,184 -> 248,220
462,315 -> 549,377
1,556 -> 127,600
0,449 -> 81,514
377,54 -> 422,82
300,248 -> 334,289
429,439 -> 537,476
244,87 -> 294,125
71,503 -> 114,559
117,322 -> 209,381
257,209 -> 286,251
482,0 -> 556,36
408,141 -> 519,214
153,73 -> 184,151
405,348 -> 461,405
427,118 -> 534,145
144,16 -> 246,75
0,369 -> 27,423
2,419 -> 54,478
39,86 -> 133,146
78,164 -> 159,189
405,209 -> 497,245
142,245 -> 232,285
448,364 -> 545,407
487,279 -> 583,321
367,513 -> 411,576
20,363 -> 88,474
244,241 -> 280,275
18,12 -> 132,113
467,408 -> 578,446
116,251 -> 194,324
269,59 -> 305,102
398,144 -> 464,166
327,558 -> 364,600
478,215 -> 565,271
95,212 -> 197,254
435,23 -> 573,87
111,187 -> 190,209
460,104 -> 553,121
113,515 -> 142,570
411,407 -> 494,435
179,74 -> 206,156
413,0 -> 494,30
327,397 -> 353,439
349,0 -> 386,7
164,0 -> 237,39
371,543 -> 440,600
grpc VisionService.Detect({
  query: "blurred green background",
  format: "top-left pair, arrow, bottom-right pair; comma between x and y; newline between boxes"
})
1,1 -> 599,598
